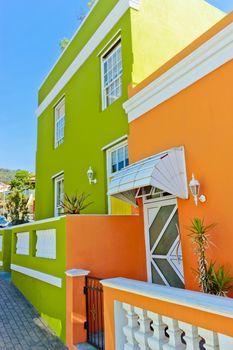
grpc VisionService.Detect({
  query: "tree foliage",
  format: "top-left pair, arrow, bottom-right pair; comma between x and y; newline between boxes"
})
6,190 -> 29,225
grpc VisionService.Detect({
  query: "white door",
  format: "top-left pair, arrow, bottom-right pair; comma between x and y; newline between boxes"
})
144,198 -> 184,288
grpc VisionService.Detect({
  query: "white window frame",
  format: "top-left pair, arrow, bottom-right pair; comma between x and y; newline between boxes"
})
54,98 -> 65,148
101,37 -> 122,110
54,173 -> 64,217
106,140 -> 129,213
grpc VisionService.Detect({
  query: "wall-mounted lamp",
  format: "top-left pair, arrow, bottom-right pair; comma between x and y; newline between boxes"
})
87,166 -> 97,185
189,174 -> 206,206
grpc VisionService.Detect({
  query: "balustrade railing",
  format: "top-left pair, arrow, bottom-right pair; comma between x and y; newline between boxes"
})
101,278 -> 233,350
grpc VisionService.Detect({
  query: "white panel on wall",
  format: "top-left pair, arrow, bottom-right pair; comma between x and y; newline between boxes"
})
16,232 -> 30,255
36,229 -> 56,259
0,236 -> 3,252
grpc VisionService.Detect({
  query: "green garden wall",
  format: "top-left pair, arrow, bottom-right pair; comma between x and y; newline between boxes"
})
0,229 -> 12,272
11,217 -> 67,342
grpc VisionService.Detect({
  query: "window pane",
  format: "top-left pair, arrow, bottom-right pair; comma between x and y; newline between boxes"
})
102,43 -> 122,108
111,151 -> 117,173
118,147 -> 124,171
125,146 -> 129,166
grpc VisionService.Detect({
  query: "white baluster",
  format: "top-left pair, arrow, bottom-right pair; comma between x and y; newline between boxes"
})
198,328 -> 219,350
134,307 -> 152,350
162,316 -> 186,350
147,311 -> 168,350
123,303 -> 140,350
179,321 -> 200,350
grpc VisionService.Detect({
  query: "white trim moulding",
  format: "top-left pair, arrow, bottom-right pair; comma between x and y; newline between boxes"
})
51,170 -> 64,180
123,22 -> 233,123
11,264 -> 62,288
101,134 -> 128,151
4,216 -> 63,231
36,0 -> 140,118
101,278 -> 233,319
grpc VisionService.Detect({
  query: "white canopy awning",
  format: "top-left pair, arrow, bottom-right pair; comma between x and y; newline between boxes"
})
108,146 -> 188,206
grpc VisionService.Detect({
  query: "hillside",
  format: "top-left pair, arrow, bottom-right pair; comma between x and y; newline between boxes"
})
0,168 -> 18,184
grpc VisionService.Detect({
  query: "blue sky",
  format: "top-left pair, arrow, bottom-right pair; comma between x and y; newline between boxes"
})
0,0 -> 232,172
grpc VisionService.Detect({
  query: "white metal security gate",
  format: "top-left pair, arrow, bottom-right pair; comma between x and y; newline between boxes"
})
144,197 -> 184,288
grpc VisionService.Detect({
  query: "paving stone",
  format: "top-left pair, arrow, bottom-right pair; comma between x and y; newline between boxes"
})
0,279 -> 67,350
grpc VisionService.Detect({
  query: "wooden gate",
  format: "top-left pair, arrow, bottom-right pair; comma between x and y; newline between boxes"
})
84,276 -> 104,349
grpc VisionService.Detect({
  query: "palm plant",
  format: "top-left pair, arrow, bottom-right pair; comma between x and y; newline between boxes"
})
207,262 -> 233,297
187,218 -> 216,293
60,192 -> 93,214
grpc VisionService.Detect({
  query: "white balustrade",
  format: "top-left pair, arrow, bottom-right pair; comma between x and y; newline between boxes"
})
102,278 -> 233,350
16,232 -> 30,255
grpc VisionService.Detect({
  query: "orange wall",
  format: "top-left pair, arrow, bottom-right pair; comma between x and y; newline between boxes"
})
66,214 -> 147,280
128,59 -> 233,294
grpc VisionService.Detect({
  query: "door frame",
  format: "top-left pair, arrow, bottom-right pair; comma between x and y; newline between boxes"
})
143,195 -> 183,285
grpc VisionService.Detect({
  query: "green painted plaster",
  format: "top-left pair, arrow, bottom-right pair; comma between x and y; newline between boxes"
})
11,217 -> 66,342
0,229 -> 12,272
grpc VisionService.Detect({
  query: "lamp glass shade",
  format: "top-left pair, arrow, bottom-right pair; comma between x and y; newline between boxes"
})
189,174 -> 200,197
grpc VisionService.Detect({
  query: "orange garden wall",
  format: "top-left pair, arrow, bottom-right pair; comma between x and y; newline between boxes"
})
128,58 -> 233,295
66,214 -> 146,280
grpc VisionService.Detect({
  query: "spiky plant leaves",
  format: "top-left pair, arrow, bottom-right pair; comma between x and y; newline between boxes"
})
60,192 -> 93,214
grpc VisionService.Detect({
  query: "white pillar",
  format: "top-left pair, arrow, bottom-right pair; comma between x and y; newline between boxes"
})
179,321 -> 200,350
147,311 -> 168,350
123,303 -> 140,350
162,316 -> 186,350
134,307 -> 152,350
198,328 -> 220,350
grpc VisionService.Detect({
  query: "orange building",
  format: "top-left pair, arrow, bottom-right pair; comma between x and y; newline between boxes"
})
66,13 -> 233,350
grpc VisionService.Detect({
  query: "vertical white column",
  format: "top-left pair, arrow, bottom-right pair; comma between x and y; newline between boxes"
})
123,303 -> 140,350
162,316 -> 186,350
134,307 -> 152,350
179,321 -> 200,350
199,328 -> 220,350
147,311 -> 168,350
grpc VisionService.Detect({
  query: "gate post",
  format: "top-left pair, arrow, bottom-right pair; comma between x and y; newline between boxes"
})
66,269 -> 90,349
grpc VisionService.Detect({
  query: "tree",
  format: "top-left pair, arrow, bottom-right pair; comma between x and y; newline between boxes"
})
5,170 -> 34,225
10,170 -> 34,191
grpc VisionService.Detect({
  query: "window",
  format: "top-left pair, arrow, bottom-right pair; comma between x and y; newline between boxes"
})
55,98 -> 65,148
16,232 -> 30,255
102,40 -> 122,109
54,174 -> 64,217
36,229 -> 56,259
108,142 -> 129,175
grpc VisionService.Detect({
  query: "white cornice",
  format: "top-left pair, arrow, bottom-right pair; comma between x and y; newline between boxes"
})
123,22 -> 233,123
36,0 -> 140,118
11,264 -> 62,288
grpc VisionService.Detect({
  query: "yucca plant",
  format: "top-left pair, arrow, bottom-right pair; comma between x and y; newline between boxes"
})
207,262 -> 233,297
187,218 -> 216,293
60,192 -> 93,214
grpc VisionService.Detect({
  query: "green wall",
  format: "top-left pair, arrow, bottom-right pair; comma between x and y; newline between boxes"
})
36,7 -> 133,220
0,229 -> 12,272
11,218 -> 67,342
